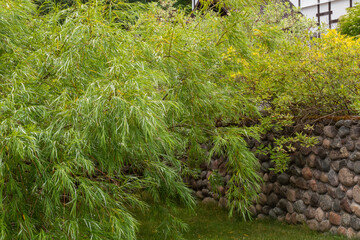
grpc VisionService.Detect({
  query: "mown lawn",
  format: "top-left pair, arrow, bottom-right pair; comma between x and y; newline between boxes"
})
137,204 -> 349,240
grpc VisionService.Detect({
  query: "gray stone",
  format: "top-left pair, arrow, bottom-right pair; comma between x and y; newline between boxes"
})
350,216 -> 360,231
202,197 -> 217,205
310,193 -> 319,207
335,187 -> 346,199
273,207 -> 285,216
335,120 -> 344,128
278,173 -> 290,185
350,127 -> 360,140
328,169 -> 339,187
350,151 -> 360,161
339,168 -> 355,187
331,161 -> 340,172
324,126 -> 337,138
342,213 -> 351,227
315,158 -> 330,172
344,120 -> 352,127
289,165 -> 302,177
354,162 -> 360,174
331,138 -> 342,149
269,209 -> 277,219
339,126 -> 350,138
307,219 -> 319,231
319,195 -> 332,211
267,193 -> 278,208
262,205 -> 270,215
294,200 -> 306,214
319,220 -> 331,232
277,198 -> 288,211
345,140 -> 355,151
353,185 -> 360,204
304,207 -> 316,219
317,148 -> 327,159
347,189 -> 353,199
296,214 -> 306,223
333,199 -> 341,212
348,161 -> 355,171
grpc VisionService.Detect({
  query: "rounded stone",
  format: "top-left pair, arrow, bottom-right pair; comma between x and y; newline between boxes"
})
339,126 -> 350,138
342,213 -> 351,227
317,182 -> 328,194
267,192 -> 278,208
302,191 -> 311,205
309,179 -> 317,192
307,219 -> 319,231
329,212 -> 341,226
293,200 -> 306,214
353,185 -> 360,204
341,198 -> 352,213
320,172 -> 328,183
322,139 -> 331,149
347,189 -> 353,200
295,177 -> 309,190
316,158 -> 331,172
350,151 -> 360,161
354,162 -> 360,174
350,216 -> 360,231
315,207 -> 324,222
339,168 -> 355,187
196,191 -> 204,199
286,189 -> 296,202
278,173 -> 290,185
324,126 -> 337,138
302,167 -> 312,180
319,220 -> 331,232
310,193 -> 319,207
328,169 -> 339,187
304,207 -> 316,219
351,203 -> 360,217
319,195 -> 332,211
286,201 -> 294,214
306,154 -> 316,168
258,193 -> 267,205
338,226 -> 347,236
333,199 -> 341,212
277,198 -> 288,211
202,197 -> 217,205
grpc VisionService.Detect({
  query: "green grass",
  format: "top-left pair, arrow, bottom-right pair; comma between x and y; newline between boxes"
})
137,204 -> 349,240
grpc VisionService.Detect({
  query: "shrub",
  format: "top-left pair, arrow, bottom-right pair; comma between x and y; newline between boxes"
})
339,3 -> 360,37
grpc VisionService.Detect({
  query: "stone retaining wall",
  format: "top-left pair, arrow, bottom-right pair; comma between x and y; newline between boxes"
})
186,119 -> 360,238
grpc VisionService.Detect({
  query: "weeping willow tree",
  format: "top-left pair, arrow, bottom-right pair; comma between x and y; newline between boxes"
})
0,0 -> 266,238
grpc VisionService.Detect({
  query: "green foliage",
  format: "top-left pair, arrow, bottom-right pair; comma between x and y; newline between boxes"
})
0,0 -> 267,238
339,3 -> 360,37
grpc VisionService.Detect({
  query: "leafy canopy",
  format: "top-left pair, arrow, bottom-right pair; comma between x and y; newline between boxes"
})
0,0 -> 266,239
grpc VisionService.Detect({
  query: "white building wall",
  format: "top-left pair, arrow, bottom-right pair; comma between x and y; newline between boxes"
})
288,0 -> 360,28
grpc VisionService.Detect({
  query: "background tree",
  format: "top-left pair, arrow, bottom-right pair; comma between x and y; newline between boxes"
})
339,3 -> 360,37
